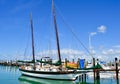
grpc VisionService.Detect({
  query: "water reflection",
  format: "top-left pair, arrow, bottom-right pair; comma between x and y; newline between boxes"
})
18,75 -> 120,84
18,75 -> 96,84
18,75 -> 76,84
0,65 -> 18,72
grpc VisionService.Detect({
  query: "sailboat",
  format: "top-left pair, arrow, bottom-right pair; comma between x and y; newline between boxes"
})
19,0 -> 82,81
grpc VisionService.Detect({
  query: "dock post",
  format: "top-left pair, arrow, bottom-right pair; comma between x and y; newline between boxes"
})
65,58 -> 67,68
10,60 -> 12,66
96,70 -> 100,80
72,59 -> 74,63
115,57 -> 119,83
84,73 -> 86,82
93,58 -> 96,82
40,59 -> 42,67
96,59 -> 100,80
82,74 -> 83,82
79,75 -> 81,82
50,59 -> 52,65
77,58 -> 80,69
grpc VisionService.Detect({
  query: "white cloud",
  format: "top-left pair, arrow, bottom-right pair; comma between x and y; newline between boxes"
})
3,47 -> 120,62
38,49 -> 85,56
97,25 -> 106,33
101,50 -> 107,55
90,32 -> 97,36
100,48 -> 120,61
36,47 -> 120,62
37,49 -> 87,61
113,45 -> 120,48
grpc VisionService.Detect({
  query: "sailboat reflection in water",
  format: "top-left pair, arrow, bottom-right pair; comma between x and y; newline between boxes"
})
19,75 -> 76,84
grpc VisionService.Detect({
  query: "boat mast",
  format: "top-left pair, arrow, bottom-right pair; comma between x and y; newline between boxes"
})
52,0 -> 61,64
30,13 -> 35,69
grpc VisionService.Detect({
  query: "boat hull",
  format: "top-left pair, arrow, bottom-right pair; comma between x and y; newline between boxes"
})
19,75 -> 75,84
19,69 -> 77,81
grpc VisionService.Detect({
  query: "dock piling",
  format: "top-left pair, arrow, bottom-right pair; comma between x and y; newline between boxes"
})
115,57 -> 119,83
93,58 -> 96,82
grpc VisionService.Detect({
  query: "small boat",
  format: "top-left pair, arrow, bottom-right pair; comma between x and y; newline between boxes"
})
19,0 -> 82,81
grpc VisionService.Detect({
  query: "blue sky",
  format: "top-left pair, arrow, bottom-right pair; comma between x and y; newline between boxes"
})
0,0 -> 120,61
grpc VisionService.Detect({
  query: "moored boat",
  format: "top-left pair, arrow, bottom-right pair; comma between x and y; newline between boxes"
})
19,0 -> 82,81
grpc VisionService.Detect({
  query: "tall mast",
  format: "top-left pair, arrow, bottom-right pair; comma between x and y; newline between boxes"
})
30,13 -> 35,68
52,0 -> 61,64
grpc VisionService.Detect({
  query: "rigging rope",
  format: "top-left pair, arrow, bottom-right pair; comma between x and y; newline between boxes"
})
54,4 -> 94,58
23,27 -> 30,60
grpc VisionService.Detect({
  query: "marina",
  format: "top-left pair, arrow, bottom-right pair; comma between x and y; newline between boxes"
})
0,65 -> 120,84
0,0 -> 120,84
0,57 -> 120,84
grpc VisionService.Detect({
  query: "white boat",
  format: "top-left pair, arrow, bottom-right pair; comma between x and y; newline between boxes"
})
19,68 -> 78,80
19,0 -> 81,81
19,64 -> 79,80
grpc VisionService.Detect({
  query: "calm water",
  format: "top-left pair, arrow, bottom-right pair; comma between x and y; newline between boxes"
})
0,65 -> 119,84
